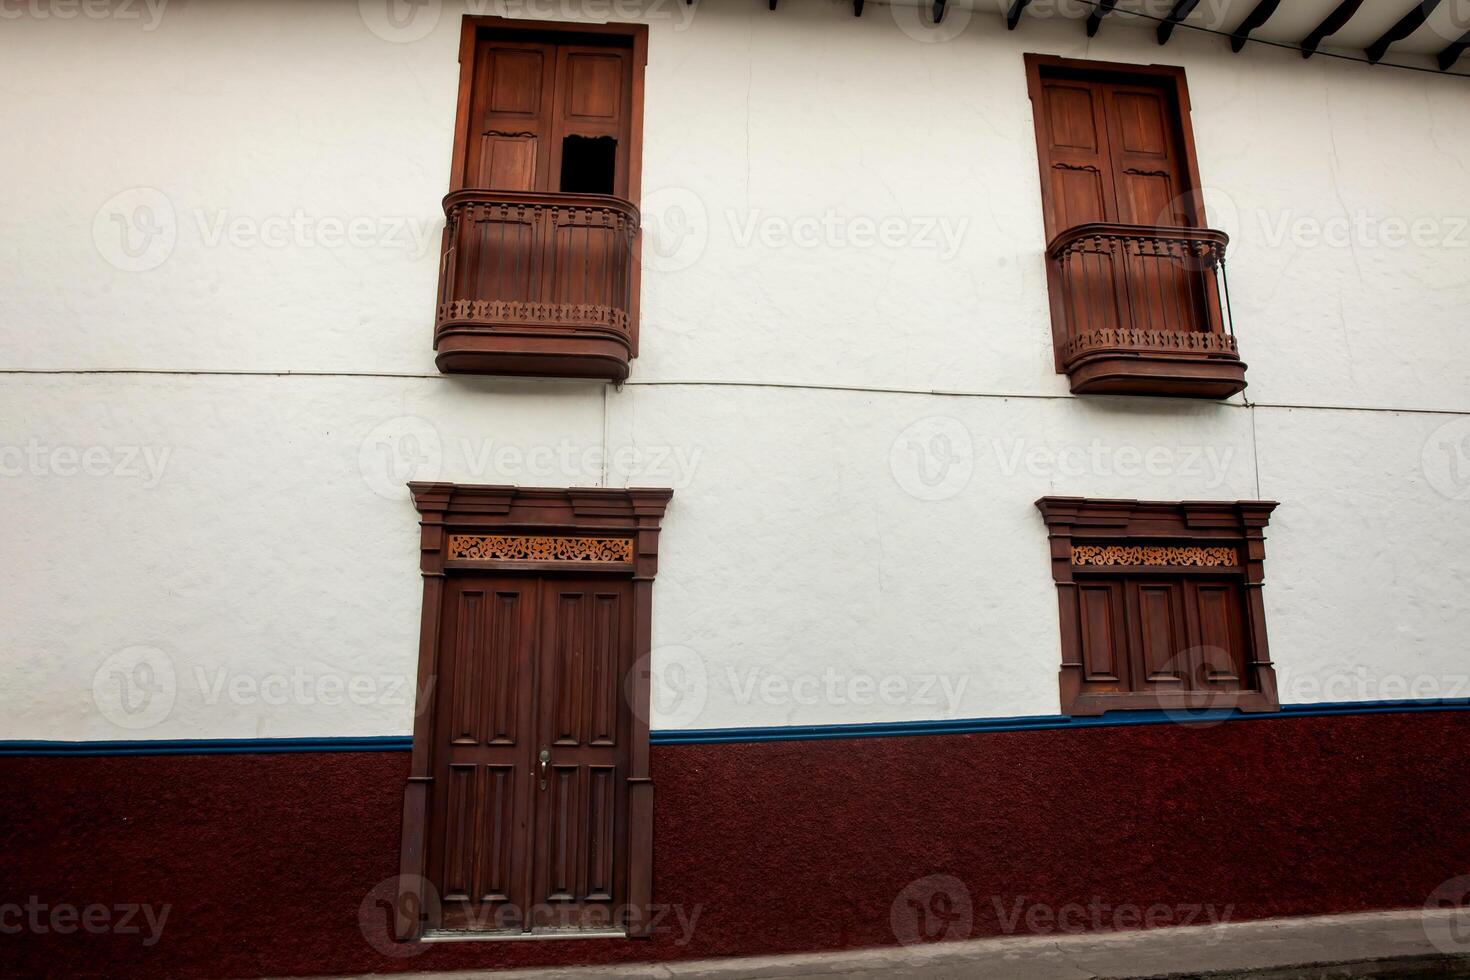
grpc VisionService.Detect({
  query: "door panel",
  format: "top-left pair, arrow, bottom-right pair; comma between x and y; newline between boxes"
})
563,51 -> 624,121
1102,85 -> 1187,227
532,577 -> 633,931
430,576 -> 539,931
478,134 -> 540,192
428,573 -> 633,935
1039,79 -> 1126,335
439,763 -> 478,902
478,764 -> 518,902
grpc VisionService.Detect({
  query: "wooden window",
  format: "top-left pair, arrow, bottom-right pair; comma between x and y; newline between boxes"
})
1035,497 -> 1280,717
1025,55 -> 1247,399
434,18 -> 647,381
396,484 -> 673,941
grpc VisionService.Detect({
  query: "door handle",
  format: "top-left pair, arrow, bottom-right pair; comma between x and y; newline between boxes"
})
538,748 -> 550,791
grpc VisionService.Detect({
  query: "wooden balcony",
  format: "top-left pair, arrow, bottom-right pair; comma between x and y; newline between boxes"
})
1046,223 -> 1246,399
434,190 -> 640,380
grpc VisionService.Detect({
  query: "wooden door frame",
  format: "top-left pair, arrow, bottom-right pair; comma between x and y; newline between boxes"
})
396,483 -> 673,942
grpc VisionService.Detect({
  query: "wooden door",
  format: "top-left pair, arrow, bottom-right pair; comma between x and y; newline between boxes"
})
1035,72 -> 1205,335
427,573 -> 634,935
530,576 -> 634,931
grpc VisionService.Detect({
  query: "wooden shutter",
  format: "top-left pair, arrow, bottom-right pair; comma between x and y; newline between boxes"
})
1099,83 -> 1191,228
1034,72 -> 1194,235
464,41 -> 557,191
1187,578 -> 1250,691
1077,581 -> 1127,690
1036,78 -> 1119,235
460,37 -> 634,196
551,45 -> 633,197
1127,578 -> 1191,690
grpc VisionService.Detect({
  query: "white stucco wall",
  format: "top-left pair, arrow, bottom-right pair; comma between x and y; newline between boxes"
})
2,0 -> 1467,740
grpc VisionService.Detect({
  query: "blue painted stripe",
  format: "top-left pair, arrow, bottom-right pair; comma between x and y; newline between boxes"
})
653,698 -> 1470,744
0,735 -> 414,757
3,699 -> 1467,757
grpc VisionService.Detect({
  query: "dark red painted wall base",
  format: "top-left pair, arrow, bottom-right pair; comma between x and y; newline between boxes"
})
3,713 -> 1468,978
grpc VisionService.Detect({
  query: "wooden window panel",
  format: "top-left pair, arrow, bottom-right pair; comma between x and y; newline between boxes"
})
1127,577 -> 1191,689
1188,578 -> 1250,691
1077,581 -> 1127,688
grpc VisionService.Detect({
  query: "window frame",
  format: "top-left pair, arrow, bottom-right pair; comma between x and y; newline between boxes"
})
1035,496 -> 1281,717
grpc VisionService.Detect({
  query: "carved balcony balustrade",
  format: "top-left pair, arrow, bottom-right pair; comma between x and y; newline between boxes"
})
434,190 -> 640,380
1046,223 -> 1246,399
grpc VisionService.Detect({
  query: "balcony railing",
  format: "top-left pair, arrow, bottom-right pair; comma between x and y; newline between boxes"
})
434,190 -> 640,380
1046,223 -> 1246,398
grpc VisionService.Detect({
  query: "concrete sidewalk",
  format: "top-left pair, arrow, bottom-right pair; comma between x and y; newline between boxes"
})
329,908 -> 1470,979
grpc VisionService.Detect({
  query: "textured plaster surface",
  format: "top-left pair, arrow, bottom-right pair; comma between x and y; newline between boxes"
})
3,713 -> 1468,977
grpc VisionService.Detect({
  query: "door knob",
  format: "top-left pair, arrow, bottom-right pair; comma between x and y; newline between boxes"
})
538,748 -> 550,791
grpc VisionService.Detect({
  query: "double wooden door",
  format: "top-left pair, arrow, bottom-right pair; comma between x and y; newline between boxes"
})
427,573 -> 634,934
